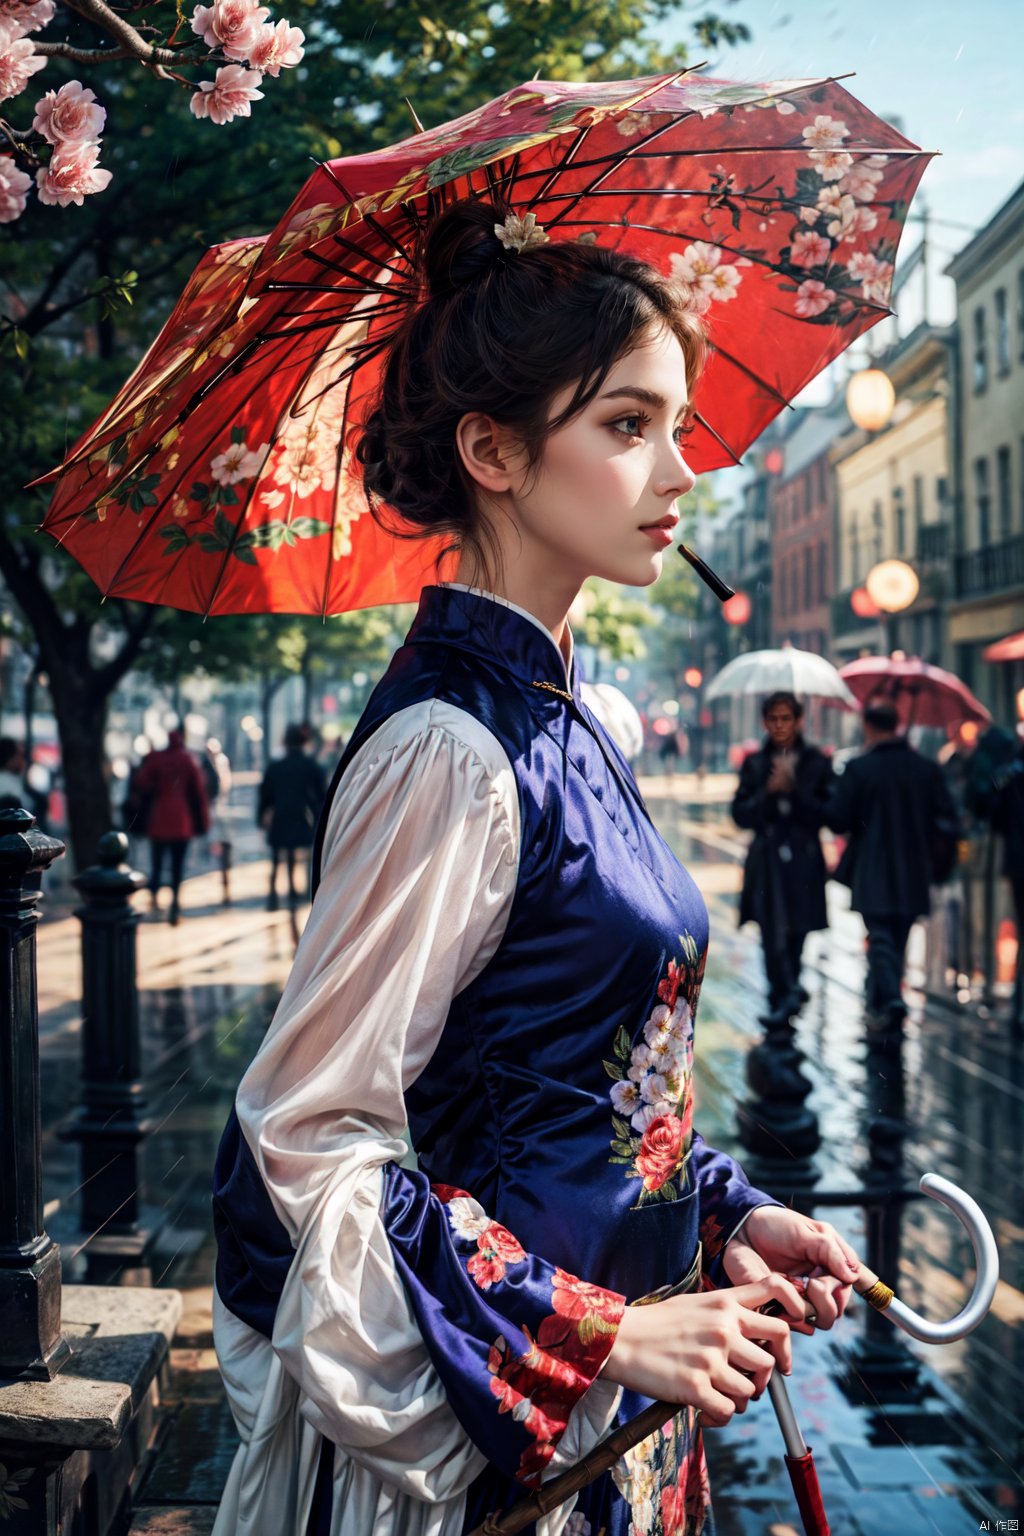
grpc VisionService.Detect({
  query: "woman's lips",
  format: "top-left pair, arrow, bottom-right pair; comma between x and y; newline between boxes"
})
640,525 -> 675,548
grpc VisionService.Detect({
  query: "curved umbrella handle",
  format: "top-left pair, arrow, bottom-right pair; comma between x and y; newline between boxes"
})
857,1173 -> 999,1344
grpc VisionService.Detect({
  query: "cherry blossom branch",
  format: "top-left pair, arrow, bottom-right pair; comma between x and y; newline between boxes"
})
35,0 -> 184,72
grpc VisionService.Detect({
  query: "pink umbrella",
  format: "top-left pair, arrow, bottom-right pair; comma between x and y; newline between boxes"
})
839,656 -> 991,730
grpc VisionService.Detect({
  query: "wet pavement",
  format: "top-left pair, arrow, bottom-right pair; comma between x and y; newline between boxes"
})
30,771 -> 1024,1534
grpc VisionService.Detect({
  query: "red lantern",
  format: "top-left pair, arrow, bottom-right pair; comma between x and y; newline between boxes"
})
850,586 -> 880,618
764,447 -> 784,476
683,667 -> 703,688
722,592 -> 752,626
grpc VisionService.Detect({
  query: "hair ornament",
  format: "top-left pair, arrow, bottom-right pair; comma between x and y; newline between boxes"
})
494,211 -> 549,253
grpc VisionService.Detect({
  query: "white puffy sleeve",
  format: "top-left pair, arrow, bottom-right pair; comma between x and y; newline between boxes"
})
229,700 -> 519,1499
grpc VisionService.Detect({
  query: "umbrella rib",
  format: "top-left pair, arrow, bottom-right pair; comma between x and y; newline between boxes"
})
542,109 -> 695,233
319,364 -> 354,623
314,162 -> 414,266
311,231 -> 409,282
525,121 -> 594,211
691,409 -> 745,464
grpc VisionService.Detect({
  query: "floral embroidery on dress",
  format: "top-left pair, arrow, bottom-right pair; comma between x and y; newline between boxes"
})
616,1411 -> 711,1536
605,935 -> 706,1206
435,1188 -> 527,1290
486,1270 -> 625,1487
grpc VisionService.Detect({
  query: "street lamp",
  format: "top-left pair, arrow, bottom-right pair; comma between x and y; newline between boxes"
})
865,558 -> 919,656
846,367 -> 896,432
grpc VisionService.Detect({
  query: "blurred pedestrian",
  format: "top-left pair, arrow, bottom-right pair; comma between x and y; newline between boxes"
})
136,728 -> 210,925
992,726 -> 1024,1023
258,723 -> 327,910
658,723 -> 681,773
0,737 -> 27,811
827,700 -> 958,1033
732,692 -> 833,1027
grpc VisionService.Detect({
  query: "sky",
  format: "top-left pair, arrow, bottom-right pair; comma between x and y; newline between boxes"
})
655,0 -> 1024,398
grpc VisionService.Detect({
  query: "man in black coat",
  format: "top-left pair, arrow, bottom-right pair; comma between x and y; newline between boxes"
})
258,723 -> 328,910
732,691 -> 834,1027
826,700 -> 958,1029
992,730 -> 1024,1023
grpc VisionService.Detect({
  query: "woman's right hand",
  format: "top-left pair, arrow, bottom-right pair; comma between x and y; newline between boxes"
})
603,1273 -> 806,1427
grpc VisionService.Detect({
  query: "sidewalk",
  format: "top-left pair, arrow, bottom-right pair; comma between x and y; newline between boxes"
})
35,773 -> 1022,1533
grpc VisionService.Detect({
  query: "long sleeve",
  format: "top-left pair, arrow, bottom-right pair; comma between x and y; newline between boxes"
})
690,1133 -> 782,1286
731,751 -> 772,831
231,701 -> 623,1499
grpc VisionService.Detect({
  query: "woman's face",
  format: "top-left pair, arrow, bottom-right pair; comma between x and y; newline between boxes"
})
492,324 -> 698,594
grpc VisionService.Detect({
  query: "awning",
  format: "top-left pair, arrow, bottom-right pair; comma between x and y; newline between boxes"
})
983,630 -> 1024,663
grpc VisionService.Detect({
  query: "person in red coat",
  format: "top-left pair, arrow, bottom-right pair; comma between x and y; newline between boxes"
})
137,729 -> 209,924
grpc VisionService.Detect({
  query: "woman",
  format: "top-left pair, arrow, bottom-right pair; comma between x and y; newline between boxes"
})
258,723 -> 328,910
212,200 -> 859,1536
136,728 -> 209,925
731,693 -> 833,1028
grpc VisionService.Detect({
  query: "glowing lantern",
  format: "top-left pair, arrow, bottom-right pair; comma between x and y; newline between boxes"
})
683,667 -> 703,688
865,559 -> 919,613
722,592 -> 752,626
764,447 -> 785,475
851,586 -> 880,618
995,919 -> 1018,986
846,368 -> 896,431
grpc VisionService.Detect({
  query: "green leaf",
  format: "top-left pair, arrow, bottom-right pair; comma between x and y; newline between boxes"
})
611,1114 -> 631,1139
191,482 -> 210,502
232,544 -> 259,565
230,425 -> 246,444
613,1025 -> 631,1061
602,1059 -> 624,1082
218,485 -> 240,507
196,532 -> 226,552
611,1139 -> 634,1157
288,517 -> 331,540
214,509 -> 234,544
12,328 -> 29,361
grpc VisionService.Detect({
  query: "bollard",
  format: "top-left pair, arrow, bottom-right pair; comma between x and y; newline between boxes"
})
65,832 -> 156,1274
736,1016 -> 821,1187
0,807 -> 71,1382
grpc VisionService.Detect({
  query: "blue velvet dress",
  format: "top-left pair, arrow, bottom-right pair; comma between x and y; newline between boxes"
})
214,586 -> 777,1536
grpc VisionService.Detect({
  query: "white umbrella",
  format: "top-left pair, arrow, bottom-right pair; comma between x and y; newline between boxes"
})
704,646 -> 858,707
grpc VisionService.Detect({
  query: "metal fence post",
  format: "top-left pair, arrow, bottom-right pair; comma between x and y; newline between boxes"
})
67,832 -> 154,1274
0,806 -> 71,1381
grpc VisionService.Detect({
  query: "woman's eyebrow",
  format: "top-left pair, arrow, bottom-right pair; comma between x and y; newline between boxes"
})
600,385 -> 691,419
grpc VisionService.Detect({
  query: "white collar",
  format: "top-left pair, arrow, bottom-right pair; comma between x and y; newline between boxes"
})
443,583 -> 574,686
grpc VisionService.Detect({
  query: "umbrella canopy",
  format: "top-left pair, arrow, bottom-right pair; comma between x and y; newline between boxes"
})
704,646 -> 857,705
839,655 -> 991,730
982,631 -> 1024,664
39,71 -> 931,617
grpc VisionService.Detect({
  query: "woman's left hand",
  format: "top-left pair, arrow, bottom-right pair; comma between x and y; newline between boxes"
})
721,1205 -> 861,1336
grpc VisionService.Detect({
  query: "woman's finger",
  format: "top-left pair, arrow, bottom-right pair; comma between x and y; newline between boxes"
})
694,1385 -> 740,1428
805,1225 -> 861,1283
713,1365 -> 757,1411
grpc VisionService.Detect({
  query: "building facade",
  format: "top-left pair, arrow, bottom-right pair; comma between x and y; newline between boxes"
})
830,322 -> 954,667
770,403 -> 844,657
945,179 -> 1024,722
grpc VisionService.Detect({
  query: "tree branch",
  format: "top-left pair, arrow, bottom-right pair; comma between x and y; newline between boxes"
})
0,528 -> 70,677
89,602 -> 157,699
36,0 -> 205,73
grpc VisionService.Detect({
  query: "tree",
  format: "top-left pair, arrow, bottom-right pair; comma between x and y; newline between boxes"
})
1,0 -> 752,866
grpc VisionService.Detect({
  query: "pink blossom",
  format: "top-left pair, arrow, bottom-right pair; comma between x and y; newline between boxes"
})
0,154 -> 31,221
247,17 -> 304,75
32,79 -> 105,145
35,139 -> 112,206
789,229 -> 831,269
0,31 -> 45,102
793,279 -> 836,319
190,62 -> 264,124
0,0 -> 54,42
191,0 -> 268,61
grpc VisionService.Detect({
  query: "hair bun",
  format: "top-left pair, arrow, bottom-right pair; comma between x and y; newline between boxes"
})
421,198 -> 510,299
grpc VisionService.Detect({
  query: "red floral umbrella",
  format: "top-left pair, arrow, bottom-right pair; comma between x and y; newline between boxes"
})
839,655 -> 991,730
39,70 -> 931,616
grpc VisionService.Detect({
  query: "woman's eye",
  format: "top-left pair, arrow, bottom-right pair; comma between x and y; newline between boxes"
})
613,414 -> 645,438
674,422 -> 695,446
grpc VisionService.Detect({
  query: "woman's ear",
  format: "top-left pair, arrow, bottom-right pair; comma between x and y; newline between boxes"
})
455,413 -> 521,495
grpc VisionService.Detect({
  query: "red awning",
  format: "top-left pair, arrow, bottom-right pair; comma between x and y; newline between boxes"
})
983,631 -> 1024,663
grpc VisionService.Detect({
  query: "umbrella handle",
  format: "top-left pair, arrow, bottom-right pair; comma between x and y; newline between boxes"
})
855,1173 -> 999,1344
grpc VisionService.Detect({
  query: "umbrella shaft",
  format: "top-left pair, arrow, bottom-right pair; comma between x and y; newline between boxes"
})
768,1372 -> 807,1458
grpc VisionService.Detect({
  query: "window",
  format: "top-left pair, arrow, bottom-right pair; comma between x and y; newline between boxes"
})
872,499 -> 883,563
912,474 -> 925,548
974,457 -> 991,545
997,446 -> 1012,539
973,306 -> 988,393
937,474 -> 949,510
995,288 -> 1011,374
893,485 -> 906,553
818,540 -> 828,602
804,546 -> 814,609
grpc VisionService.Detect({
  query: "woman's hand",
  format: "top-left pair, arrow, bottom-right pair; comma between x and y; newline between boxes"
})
722,1205 -> 861,1336
603,1273 -> 806,1428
